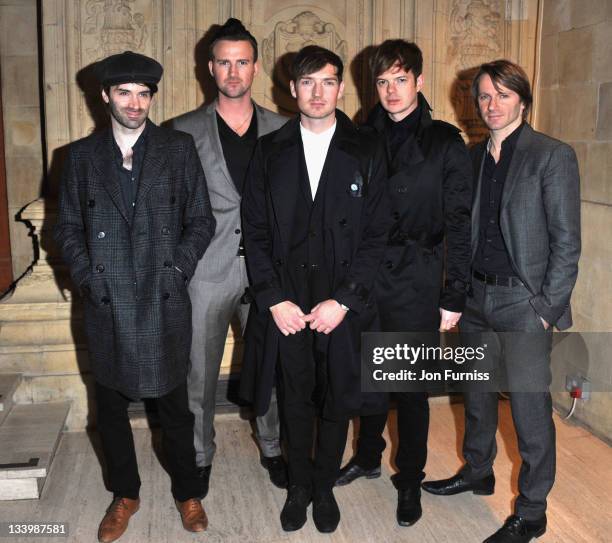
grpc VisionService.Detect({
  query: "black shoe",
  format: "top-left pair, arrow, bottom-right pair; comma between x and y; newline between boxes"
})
396,486 -> 422,526
483,515 -> 547,542
280,485 -> 311,532
421,473 -> 495,496
312,488 -> 340,533
261,455 -> 288,489
335,460 -> 381,486
196,465 -> 211,499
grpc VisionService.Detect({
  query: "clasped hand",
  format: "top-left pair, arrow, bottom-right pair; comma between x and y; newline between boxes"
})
270,299 -> 347,336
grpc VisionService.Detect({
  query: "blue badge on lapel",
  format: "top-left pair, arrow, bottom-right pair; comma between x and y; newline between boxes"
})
349,172 -> 364,197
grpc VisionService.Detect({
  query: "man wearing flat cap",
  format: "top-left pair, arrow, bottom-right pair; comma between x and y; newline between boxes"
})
170,18 -> 287,494
55,51 -> 216,542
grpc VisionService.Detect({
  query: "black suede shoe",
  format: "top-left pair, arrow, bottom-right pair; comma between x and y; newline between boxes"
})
483,515 -> 547,542
421,473 -> 495,496
396,486 -> 422,526
312,488 -> 340,533
335,460 -> 381,486
280,485 -> 311,532
261,455 -> 288,489
197,465 -> 211,499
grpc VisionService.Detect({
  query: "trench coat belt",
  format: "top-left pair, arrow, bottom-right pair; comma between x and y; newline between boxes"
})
386,230 -> 444,249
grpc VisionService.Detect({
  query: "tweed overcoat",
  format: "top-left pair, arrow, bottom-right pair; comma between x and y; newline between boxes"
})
54,121 -> 216,399
240,111 -> 392,419
470,123 -> 581,330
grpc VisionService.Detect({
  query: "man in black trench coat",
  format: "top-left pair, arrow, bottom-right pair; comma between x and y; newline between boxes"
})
54,51 -> 215,542
240,45 -> 391,533
335,40 -> 473,528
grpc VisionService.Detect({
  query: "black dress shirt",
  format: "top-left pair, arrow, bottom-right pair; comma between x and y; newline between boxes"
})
474,122 -> 524,275
112,122 -> 148,221
216,111 -> 258,195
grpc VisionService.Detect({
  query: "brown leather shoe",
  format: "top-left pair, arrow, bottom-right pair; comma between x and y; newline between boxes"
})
98,497 -> 140,543
175,498 -> 208,532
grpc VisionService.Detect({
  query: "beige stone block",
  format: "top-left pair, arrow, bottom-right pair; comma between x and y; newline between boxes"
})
582,142 -> 612,205
5,156 -> 43,206
535,87 -> 560,139
0,3 -> 37,56
569,0 -> 609,28
3,106 -> 43,158
596,82 -> 612,140
558,26 -> 594,83
7,219 -> 33,279
1,55 -> 40,107
593,22 -> 612,82
539,34 -> 558,88
542,0 -> 571,36
558,85 -> 597,140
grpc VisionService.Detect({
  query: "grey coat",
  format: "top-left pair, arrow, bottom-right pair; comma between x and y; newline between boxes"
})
54,121 -> 216,399
170,101 -> 287,283
470,124 -> 581,330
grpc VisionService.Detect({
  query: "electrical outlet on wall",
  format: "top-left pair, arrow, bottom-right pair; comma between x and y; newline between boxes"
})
565,374 -> 591,401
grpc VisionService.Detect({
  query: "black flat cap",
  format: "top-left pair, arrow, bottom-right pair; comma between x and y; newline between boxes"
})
96,51 -> 163,92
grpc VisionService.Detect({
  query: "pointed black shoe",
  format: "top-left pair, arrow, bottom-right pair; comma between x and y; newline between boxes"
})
483,515 -> 547,542
261,455 -> 288,489
312,488 -> 340,533
421,473 -> 495,496
280,485 -> 311,532
396,486 -> 422,526
197,465 -> 212,499
335,460 -> 381,486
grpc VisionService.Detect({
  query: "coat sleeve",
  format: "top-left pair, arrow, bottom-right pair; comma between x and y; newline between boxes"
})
54,146 -> 92,292
439,132 -> 473,312
173,136 -> 216,280
242,140 -> 285,311
333,139 -> 392,314
530,142 -> 581,326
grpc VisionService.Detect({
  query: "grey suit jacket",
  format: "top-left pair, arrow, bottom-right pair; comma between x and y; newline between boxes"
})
470,124 -> 581,330
171,100 -> 287,282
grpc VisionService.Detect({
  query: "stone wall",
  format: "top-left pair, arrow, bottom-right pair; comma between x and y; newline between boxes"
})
0,0 -> 44,280
537,0 -> 612,441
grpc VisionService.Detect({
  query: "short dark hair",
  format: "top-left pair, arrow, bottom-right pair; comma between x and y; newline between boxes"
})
291,45 -> 343,82
371,39 -> 423,79
209,18 -> 258,62
471,59 -> 532,119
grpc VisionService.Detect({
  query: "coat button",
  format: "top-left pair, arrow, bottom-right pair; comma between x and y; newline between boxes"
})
235,228 -> 241,234
300,263 -> 307,269
88,199 -> 95,208
164,260 -> 173,268
97,231 -> 105,239
274,259 -> 283,267
163,292 -> 170,300
311,263 -> 319,269
339,218 -> 347,227
161,226 -> 170,235
385,261 -> 393,269
341,260 -> 349,267
101,296 -> 110,305
170,196 -> 176,204
96,264 -> 105,273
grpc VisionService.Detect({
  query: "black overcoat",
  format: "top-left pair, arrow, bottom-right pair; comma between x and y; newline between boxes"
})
368,94 -> 472,331
240,111 -> 392,419
54,121 -> 216,399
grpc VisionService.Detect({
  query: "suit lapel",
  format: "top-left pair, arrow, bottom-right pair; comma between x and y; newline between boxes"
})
91,129 -> 131,224
135,122 -> 167,216
500,127 -> 531,212
203,101 -> 238,196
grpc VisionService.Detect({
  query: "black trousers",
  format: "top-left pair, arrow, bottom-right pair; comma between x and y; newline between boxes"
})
95,381 -> 205,502
278,329 -> 349,492
459,278 -> 554,520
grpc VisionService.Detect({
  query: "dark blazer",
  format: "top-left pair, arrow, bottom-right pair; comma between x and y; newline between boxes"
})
368,94 -> 472,324
54,121 -> 216,399
240,110 -> 392,418
470,123 -> 581,330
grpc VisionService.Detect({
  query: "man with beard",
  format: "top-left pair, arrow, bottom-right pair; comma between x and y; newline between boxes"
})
241,45 -> 391,533
55,51 -> 215,542
335,40 -> 472,528
170,18 -> 287,494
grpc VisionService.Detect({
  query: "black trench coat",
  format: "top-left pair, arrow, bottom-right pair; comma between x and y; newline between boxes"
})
54,121 -> 216,399
240,111 -> 392,420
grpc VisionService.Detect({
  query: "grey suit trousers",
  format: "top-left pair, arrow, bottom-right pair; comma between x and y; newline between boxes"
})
188,257 -> 281,467
459,277 -> 555,520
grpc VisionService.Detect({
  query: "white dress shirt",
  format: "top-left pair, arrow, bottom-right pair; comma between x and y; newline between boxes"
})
300,121 -> 336,199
